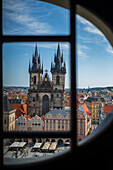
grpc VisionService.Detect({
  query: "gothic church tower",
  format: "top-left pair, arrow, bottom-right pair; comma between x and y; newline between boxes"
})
51,43 -> 66,110
27,43 -> 67,117
27,44 -> 43,116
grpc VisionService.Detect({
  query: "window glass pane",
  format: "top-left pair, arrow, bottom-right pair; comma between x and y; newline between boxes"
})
3,138 -> 71,165
76,14 -> 113,143
3,0 -> 70,35
3,42 -> 70,132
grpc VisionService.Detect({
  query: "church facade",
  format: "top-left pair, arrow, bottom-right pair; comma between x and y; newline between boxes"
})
27,44 -> 67,117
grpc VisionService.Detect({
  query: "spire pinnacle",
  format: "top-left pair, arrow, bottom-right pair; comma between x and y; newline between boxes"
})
35,43 -> 38,57
29,60 -> 31,73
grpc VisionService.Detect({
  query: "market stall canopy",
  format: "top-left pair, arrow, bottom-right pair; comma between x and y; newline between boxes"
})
41,142 -> 50,150
49,142 -> 57,151
10,142 -> 27,148
32,143 -> 42,149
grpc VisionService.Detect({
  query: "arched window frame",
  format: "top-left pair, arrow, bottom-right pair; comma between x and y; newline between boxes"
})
56,76 -> 60,85
1,0 -> 113,168
34,76 -> 36,85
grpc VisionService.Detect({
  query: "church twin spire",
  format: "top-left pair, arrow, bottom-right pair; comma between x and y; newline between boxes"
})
29,43 -> 66,74
29,44 -> 43,73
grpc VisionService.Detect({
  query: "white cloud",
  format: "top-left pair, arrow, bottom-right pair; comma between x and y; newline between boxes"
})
84,26 -> 103,36
77,45 -> 90,59
106,44 -> 113,55
77,14 -> 104,37
3,0 -> 54,35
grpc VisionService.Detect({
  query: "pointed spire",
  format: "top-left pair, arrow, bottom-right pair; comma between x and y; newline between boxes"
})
35,43 -> 38,57
51,60 -> 53,72
29,60 -> 31,73
42,62 -> 43,74
34,43 -> 39,70
38,52 -> 40,64
61,50 -> 63,63
32,54 -> 34,64
57,43 -> 60,59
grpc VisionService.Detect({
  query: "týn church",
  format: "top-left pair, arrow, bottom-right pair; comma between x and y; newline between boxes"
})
27,44 -> 67,117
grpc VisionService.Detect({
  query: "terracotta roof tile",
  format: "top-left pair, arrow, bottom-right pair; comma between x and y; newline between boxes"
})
104,104 -> 113,115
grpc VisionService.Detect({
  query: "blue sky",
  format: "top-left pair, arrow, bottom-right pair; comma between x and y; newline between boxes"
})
3,0 -> 113,88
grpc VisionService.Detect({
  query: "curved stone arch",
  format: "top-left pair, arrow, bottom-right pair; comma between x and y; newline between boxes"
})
63,138 -> 71,143
41,93 -> 51,100
51,139 -> 56,143
46,138 -> 50,142
57,138 -> 64,146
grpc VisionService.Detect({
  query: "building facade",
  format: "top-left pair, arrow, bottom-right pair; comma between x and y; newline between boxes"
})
44,108 -> 70,131
15,114 -> 44,131
27,44 -> 67,117
3,96 -> 16,131
85,96 -> 113,124
77,104 -> 91,141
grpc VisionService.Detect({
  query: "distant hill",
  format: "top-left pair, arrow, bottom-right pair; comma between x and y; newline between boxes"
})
77,86 -> 113,91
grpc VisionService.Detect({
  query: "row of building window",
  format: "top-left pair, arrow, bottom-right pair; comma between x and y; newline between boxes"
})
16,122 -> 42,126
46,120 -> 69,123
46,124 -> 69,129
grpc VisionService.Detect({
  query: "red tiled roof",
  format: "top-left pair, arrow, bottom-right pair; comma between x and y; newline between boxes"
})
104,104 -> 113,115
25,115 -> 31,120
22,104 -> 27,114
5,94 -> 27,96
81,103 -> 91,116
40,115 -> 44,120
11,104 -> 23,110
15,109 -> 25,119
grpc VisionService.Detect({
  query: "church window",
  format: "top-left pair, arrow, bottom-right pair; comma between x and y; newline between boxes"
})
56,76 -> 60,85
57,94 -> 59,97
36,94 -> 38,99
34,76 -> 36,84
